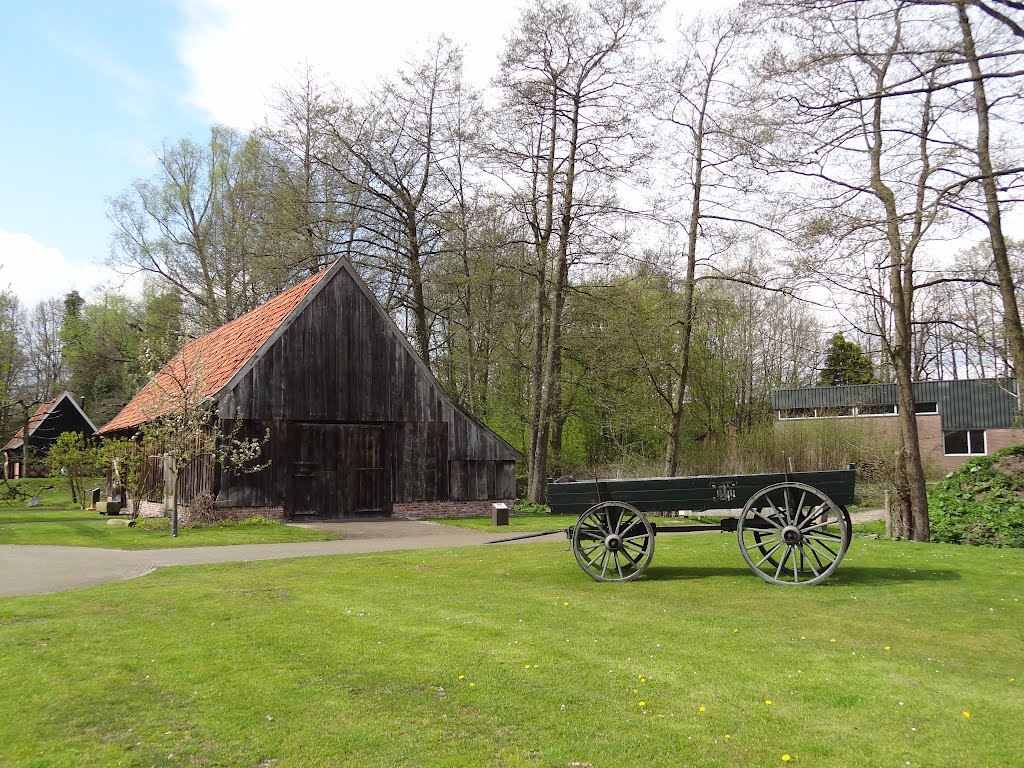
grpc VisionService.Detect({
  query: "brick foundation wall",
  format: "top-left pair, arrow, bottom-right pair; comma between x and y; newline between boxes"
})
175,504 -> 286,525
985,428 -> 1024,455
392,499 -> 515,520
135,500 -> 164,518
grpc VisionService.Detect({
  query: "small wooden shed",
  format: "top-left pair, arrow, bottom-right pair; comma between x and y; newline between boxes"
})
96,259 -> 519,520
3,391 -> 97,478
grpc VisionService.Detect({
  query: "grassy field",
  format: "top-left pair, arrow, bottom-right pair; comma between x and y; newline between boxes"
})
0,478 -> 334,548
0,517 -> 336,548
0,534 -> 1020,767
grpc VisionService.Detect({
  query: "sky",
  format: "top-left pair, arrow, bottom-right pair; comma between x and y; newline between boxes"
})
0,0 -> 718,308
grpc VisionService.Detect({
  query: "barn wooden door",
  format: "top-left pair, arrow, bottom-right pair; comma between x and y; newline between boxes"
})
288,423 -> 391,519
339,425 -> 391,517
289,424 -> 340,518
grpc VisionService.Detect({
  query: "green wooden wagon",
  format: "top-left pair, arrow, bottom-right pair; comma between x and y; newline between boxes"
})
541,467 -> 857,586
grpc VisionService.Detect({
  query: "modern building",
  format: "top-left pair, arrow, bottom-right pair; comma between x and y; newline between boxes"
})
772,378 -> 1023,473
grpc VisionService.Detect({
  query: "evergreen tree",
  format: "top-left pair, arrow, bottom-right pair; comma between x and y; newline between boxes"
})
819,333 -> 876,386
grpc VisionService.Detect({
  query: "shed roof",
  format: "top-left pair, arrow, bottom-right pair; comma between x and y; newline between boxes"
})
2,391 -> 97,451
97,269 -> 330,435
771,378 -> 1020,430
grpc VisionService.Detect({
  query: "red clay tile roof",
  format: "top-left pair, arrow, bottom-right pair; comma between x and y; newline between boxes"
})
97,270 -> 330,435
1,395 -> 62,451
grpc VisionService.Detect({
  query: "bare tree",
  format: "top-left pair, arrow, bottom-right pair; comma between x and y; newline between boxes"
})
754,0 -> 972,539
494,0 -> 659,501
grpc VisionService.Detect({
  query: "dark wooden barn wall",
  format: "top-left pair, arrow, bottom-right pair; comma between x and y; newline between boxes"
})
218,265 -> 517,463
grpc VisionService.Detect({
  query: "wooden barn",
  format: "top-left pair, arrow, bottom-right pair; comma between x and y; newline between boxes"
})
96,259 -> 519,521
3,391 -> 97,479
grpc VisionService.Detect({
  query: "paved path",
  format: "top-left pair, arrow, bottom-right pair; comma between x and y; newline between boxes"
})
0,510 -> 886,599
0,521 -> 531,598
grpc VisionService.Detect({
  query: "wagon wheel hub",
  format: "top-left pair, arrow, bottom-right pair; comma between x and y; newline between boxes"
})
782,525 -> 802,545
604,534 -> 623,551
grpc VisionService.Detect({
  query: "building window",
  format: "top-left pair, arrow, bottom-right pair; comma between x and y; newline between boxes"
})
779,408 -> 817,420
857,404 -> 897,416
914,402 -> 938,414
943,430 -> 986,456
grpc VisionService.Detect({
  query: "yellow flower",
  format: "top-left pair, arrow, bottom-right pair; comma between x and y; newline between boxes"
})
458,675 -> 465,680
640,677 -> 646,683
698,706 -> 705,713
961,711 -> 970,718
724,734 -> 731,740
800,636 -> 806,641
533,664 -> 539,668
781,755 -> 792,762
563,602 -> 569,607
829,638 -> 837,643
765,700 -> 773,705
732,628 -> 739,634
469,682 -> 476,688
633,688 -> 639,694
884,646 -> 891,651
525,664 -> 531,669
639,701 -> 646,707
1010,678 -> 1016,683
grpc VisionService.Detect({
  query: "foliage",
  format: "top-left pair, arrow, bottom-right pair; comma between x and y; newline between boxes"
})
819,333 -> 876,386
100,437 -> 152,516
0,537 -> 1021,766
929,445 -> 1024,547
45,432 -> 104,509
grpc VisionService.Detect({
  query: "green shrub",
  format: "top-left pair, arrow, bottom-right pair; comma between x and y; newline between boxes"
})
513,499 -> 551,516
929,445 -> 1024,547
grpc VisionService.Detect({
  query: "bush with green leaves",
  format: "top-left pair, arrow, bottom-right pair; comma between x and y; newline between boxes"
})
46,432 -> 104,509
929,445 -> 1024,547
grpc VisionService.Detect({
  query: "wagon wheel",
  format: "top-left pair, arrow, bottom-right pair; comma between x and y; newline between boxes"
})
572,501 -> 655,582
748,504 -> 852,567
737,482 -> 850,586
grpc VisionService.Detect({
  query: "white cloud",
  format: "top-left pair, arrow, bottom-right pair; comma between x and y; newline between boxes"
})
0,230 -> 139,307
176,0 -> 521,129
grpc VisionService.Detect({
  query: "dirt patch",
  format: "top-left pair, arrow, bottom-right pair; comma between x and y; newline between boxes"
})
992,453 -> 1024,485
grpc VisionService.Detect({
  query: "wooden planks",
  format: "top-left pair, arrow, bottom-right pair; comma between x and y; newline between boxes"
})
547,469 -> 857,517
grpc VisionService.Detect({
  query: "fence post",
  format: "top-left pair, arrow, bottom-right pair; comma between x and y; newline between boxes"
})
884,490 -> 892,538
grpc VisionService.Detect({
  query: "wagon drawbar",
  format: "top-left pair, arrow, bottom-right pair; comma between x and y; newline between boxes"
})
493,467 -> 857,587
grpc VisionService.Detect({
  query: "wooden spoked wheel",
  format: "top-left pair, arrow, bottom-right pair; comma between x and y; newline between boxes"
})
737,482 -> 850,586
572,501 -> 655,582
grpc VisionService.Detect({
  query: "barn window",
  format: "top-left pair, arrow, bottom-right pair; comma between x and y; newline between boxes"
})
914,402 -> 938,414
943,430 -> 985,456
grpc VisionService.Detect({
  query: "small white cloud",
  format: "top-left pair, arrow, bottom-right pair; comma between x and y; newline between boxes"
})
0,230 -> 140,306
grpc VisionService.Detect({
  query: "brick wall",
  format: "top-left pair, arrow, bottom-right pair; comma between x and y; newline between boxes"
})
984,428 -> 1024,455
776,413 -> 1024,475
392,499 -> 515,520
126,497 -> 285,524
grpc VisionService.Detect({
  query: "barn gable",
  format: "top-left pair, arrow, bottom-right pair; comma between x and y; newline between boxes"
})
3,391 -> 97,479
99,258 -> 518,520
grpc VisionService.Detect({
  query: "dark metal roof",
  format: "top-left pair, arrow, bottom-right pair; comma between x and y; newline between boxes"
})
771,378 -> 1020,430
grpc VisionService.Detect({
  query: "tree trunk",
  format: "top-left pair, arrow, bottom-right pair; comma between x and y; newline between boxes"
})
957,3 -> 1024,415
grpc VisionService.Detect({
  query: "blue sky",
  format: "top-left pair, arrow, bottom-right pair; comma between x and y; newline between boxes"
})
0,1 -> 210,304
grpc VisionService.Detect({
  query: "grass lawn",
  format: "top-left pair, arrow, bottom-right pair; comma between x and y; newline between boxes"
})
0,535 -> 1021,767
0,517 -> 336,548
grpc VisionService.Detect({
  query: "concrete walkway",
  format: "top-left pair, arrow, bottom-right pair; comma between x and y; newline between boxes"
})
0,520 -> 547,598
1,510 -> 886,599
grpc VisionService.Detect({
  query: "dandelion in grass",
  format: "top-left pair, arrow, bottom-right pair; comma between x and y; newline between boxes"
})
884,646 -> 892,651
724,734 -> 731,740
830,638 -> 837,643
765,700 -> 772,706
781,755 -> 792,762
469,682 -> 476,688
732,628 -> 739,634
961,711 -> 969,718
525,665 -> 531,670
633,689 -> 639,694
458,675 -> 465,680
698,706 -> 705,713
800,636 -> 807,641
638,701 -> 646,707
